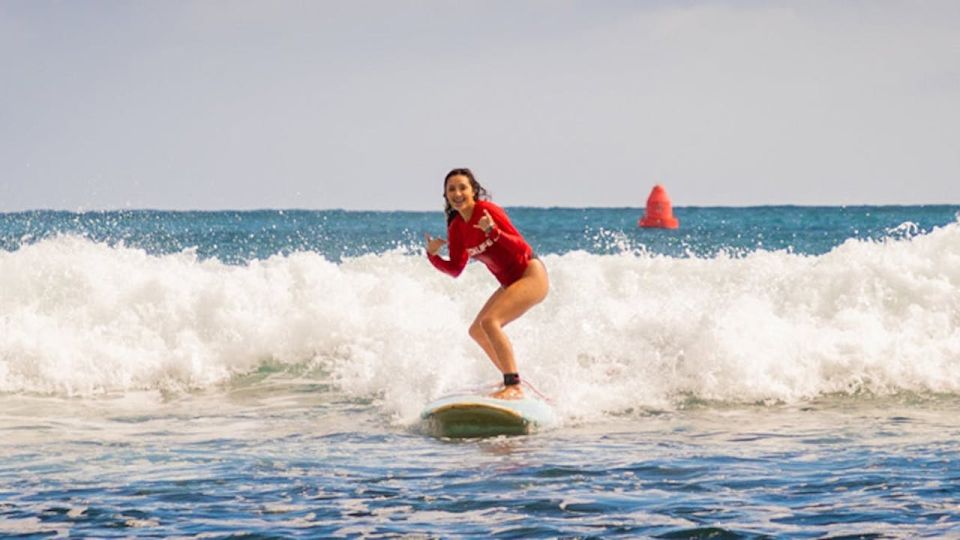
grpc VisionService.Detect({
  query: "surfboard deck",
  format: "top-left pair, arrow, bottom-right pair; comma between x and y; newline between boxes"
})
420,393 -> 557,438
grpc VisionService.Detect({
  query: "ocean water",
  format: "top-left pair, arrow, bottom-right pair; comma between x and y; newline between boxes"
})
1,205 -> 959,538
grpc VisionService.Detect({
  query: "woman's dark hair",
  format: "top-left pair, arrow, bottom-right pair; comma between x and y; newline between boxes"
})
443,168 -> 489,224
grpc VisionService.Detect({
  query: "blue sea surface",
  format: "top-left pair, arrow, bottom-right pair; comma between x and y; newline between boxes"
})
1,205 -> 959,537
3,205 -> 957,261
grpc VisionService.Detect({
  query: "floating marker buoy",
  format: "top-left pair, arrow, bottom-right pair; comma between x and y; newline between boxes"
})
638,184 -> 679,229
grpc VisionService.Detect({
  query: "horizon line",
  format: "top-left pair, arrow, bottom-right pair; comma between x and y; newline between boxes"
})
3,203 -> 960,215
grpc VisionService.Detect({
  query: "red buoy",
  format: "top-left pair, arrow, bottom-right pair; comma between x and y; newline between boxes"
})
638,184 -> 679,229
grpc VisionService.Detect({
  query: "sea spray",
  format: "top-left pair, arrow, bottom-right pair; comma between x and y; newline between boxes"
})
2,222 -> 959,423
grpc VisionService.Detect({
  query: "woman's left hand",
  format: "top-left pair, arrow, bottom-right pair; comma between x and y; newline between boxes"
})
475,209 -> 495,234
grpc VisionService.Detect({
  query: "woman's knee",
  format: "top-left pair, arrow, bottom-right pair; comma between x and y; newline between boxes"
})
468,320 -> 485,341
478,315 -> 501,334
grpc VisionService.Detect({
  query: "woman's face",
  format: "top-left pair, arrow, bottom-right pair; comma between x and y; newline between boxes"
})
445,174 -> 476,214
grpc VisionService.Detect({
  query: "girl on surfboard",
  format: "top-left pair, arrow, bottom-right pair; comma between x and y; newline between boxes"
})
424,168 -> 549,400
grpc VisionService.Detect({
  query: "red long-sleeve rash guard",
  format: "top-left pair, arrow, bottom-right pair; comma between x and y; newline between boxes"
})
428,200 -> 534,287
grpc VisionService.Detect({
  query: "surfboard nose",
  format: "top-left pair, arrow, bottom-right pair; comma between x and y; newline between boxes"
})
420,393 -> 557,438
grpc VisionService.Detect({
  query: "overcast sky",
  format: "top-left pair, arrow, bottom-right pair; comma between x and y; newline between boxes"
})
1,1 -> 958,211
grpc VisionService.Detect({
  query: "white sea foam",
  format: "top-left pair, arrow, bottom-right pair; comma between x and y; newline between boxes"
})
1,224 -> 959,422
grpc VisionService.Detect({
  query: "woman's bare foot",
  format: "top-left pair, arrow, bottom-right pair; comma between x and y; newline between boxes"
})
491,384 -> 523,400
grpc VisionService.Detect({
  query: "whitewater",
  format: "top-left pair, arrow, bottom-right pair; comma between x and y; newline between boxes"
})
3,221 -> 959,415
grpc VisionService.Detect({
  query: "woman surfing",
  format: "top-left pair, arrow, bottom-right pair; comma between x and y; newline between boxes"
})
425,168 -> 549,399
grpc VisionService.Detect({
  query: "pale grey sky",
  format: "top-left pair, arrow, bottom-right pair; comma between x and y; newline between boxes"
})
1,0 -> 958,211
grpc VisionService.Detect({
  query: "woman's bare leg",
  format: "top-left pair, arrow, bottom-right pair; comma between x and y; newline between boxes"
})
468,260 -> 549,398
468,287 -> 507,372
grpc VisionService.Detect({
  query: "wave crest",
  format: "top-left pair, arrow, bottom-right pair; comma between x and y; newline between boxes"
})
2,224 -> 959,421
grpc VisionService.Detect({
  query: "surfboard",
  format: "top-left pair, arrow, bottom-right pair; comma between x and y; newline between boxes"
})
420,392 -> 557,438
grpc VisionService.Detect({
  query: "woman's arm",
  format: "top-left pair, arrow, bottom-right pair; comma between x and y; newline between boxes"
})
477,202 -> 529,254
427,222 -> 469,277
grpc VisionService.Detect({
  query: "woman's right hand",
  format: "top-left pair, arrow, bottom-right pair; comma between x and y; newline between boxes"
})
424,233 -> 447,256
